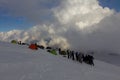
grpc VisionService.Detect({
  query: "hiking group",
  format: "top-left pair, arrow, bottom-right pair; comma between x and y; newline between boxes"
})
58,48 -> 94,66
11,40 -> 95,66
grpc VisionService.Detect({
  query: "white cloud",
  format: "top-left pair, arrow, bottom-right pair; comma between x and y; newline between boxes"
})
0,24 -> 70,49
1,0 -> 120,53
53,0 -> 113,30
0,30 -> 23,42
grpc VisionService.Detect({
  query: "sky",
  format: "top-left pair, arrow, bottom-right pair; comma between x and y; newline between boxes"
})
0,0 -> 119,31
99,0 -> 120,12
0,0 -> 60,31
0,0 -> 120,53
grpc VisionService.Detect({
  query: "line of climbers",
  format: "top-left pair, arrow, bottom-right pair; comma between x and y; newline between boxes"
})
58,48 -> 94,66
11,40 -> 94,66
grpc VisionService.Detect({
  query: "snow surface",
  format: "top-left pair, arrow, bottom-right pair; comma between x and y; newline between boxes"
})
0,42 -> 120,80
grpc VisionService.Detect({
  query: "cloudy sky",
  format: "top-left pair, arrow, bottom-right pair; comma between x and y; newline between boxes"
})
0,0 -> 119,31
0,0 -> 120,53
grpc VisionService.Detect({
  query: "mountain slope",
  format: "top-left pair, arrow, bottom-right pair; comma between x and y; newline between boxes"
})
0,42 -> 120,80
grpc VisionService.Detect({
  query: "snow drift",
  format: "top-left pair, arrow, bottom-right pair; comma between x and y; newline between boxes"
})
0,41 -> 120,80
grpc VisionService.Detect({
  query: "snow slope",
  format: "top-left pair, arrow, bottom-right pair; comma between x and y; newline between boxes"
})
0,42 -> 120,80
94,52 -> 120,66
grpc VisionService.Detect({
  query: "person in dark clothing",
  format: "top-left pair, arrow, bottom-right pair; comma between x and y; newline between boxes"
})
69,50 -> 72,59
37,45 -> 45,49
78,52 -> 83,63
71,51 -> 75,60
83,54 -> 94,66
67,50 -> 70,59
88,55 -> 94,66
18,41 -> 22,45
46,46 -> 52,49
75,52 -> 79,61
58,48 -> 61,55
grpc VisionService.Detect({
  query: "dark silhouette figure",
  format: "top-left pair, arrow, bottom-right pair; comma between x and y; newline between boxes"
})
75,52 -> 79,61
71,51 -> 75,60
37,45 -> 45,49
18,41 -> 22,45
83,54 -> 94,66
46,47 -> 52,49
78,52 -> 83,63
67,50 -> 70,59
58,48 -> 62,55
